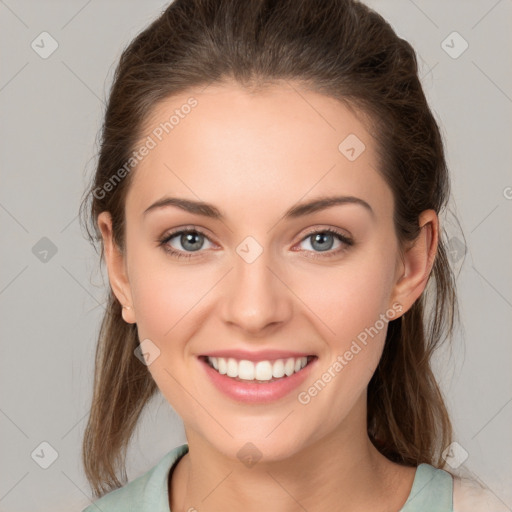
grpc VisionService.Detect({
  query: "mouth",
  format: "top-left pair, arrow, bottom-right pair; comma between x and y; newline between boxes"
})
198,354 -> 318,383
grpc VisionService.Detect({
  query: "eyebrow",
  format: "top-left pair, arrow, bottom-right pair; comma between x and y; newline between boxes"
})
143,195 -> 374,220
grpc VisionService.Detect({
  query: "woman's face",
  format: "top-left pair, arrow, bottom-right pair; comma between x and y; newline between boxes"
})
100,81 -> 416,463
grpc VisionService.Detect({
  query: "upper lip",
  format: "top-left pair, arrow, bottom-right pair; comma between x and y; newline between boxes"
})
199,349 -> 316,362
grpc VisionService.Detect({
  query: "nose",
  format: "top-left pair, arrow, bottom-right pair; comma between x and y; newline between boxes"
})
219,245 -> 294,336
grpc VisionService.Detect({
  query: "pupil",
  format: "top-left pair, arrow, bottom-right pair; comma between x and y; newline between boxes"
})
312,233 -> 333,251
182,232 -> 202,251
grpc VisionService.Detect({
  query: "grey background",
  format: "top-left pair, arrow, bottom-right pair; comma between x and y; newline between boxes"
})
0,1 -> 511,510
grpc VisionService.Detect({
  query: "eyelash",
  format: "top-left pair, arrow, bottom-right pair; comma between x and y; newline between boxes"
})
157,226 -> 354,261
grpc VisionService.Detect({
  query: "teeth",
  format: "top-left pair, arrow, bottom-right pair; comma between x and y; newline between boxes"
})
218,357 -> 227,375
206,356 -> 309,381
255,361 -> 272,380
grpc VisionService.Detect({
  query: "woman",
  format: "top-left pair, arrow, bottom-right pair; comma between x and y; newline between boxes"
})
79,0 -> 502,510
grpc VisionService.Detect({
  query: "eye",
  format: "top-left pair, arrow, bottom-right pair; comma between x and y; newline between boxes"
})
158,227 -> 215,259
158,226 -> 354,260
296,228 -> 353,259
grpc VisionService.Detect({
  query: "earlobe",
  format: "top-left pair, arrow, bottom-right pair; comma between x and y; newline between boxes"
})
97,211 -> 136,324
121,305 -> 134,324
390,210 -> 439,314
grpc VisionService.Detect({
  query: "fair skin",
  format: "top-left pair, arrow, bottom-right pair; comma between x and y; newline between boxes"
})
98,81 -> 438,512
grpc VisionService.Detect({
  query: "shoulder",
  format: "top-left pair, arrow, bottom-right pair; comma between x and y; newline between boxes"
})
453,475 -> 510,512
396,463 -> 452,512
81,444 -> 189,512
81,474 -> 148,512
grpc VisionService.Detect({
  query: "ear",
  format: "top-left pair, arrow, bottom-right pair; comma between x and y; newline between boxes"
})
390,209 -> 439,314
97,211 -> 136,324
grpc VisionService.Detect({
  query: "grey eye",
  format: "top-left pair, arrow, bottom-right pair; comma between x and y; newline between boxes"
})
300,232 -> 342,252
167,231 -> 213,252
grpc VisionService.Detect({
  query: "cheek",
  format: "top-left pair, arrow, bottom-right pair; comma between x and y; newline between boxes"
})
296,253 -> 395,346
128,249 -> 214,341
126,250 -> 212,415
126,235 -> 397,413
292,252 -> 395,410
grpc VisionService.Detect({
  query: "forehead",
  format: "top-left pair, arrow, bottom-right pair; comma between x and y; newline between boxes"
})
126,81 -> 393,221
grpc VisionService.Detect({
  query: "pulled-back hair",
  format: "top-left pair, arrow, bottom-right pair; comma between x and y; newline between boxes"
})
80,0 -> 459,498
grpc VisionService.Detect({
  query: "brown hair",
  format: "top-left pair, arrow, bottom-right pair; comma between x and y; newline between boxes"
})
79,0 -> 460,498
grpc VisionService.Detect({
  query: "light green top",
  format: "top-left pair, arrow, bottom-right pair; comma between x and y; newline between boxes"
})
82,443 -> 453,511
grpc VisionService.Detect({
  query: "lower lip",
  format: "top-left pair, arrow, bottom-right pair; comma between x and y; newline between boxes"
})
198,356 -> 317,404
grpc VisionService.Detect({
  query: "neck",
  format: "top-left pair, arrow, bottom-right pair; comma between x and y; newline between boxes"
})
170,402 -> 416,512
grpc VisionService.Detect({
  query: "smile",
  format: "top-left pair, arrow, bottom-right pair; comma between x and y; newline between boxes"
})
197,354 -> 318,403
202,355 -> 316,382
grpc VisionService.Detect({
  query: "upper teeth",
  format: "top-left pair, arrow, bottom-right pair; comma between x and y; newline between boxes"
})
207,356 -> 309,381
